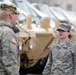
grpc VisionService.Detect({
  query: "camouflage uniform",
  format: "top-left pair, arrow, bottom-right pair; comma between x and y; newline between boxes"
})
0,20 -> 20,75
43,39 -> 76,75
43,23 -> 76,75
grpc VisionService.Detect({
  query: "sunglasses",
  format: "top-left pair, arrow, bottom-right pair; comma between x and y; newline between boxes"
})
13,12 -> 19,15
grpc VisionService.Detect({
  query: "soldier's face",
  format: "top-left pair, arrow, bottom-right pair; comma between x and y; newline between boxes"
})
10,11 -> 18,24
57,30 -> 70,39
4,11 -> 18,25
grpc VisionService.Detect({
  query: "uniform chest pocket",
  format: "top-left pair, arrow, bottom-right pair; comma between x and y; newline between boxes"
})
52,47 -> 72,61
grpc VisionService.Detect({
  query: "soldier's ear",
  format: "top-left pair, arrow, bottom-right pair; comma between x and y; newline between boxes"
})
68,32 -> 71,35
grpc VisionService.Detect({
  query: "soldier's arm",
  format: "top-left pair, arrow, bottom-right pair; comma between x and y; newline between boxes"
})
72,45 -> 76,75
42,50 -> 52,75
1,31 -> 20,75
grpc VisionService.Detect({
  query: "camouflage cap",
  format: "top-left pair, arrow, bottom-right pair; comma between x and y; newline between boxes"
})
0,3 -> 19,14
57,23 -> 71,31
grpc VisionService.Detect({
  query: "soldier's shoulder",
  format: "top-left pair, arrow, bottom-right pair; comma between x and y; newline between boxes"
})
4,26 -> 11,31
0,26 -> 14,38
69,40 -> 76,47
0,27 -> 4,37
52,40 -> 58,45
50,41 -> 57,49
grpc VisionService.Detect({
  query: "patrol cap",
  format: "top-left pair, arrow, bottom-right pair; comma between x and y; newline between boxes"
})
0,3 -> 19,14
57,23 -> 71,31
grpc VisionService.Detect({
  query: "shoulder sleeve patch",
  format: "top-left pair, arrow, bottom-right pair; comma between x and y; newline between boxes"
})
11,38 -> 17,45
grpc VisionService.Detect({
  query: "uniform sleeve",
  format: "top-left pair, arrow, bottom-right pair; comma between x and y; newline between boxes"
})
72,45 -> 76,75
1,31 -> 20,75
42,50 -> 52,75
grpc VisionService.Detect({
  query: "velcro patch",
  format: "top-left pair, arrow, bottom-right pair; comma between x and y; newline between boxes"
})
11,38 -> 17,45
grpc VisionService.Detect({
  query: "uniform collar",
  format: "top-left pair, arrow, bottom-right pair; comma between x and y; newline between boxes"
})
56,39 -> 71,49
0,20 -> 20,33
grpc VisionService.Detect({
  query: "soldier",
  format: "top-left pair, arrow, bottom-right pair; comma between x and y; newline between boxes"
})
0,3 -> 20,75
42,23 -> 76,75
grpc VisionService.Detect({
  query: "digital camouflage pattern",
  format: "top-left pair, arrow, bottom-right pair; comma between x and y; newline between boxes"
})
57,23 -> 71,32
0,3 -> 19,14
43,39 -> 76,75
0,20 -> 20,75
